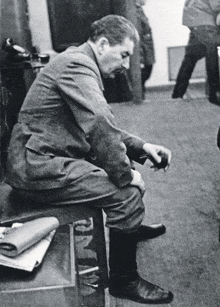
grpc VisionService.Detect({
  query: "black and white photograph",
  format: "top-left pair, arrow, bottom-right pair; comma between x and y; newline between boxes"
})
1,0 -> 220,306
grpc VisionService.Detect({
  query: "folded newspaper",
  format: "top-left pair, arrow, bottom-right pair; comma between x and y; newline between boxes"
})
0,217 -> 59,272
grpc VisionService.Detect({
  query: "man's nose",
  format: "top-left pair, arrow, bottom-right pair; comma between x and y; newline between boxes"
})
122,57 -> 130,70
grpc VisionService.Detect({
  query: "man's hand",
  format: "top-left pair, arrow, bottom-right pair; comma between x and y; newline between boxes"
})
130,169 -> 145,197
142,143 -> 172,171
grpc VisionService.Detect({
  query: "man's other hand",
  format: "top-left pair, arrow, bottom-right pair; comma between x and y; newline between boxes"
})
130,169 -> 145,196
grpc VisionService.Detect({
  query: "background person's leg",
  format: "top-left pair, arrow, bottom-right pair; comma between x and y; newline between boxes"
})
141,65 -> 153,98
191,26 -> 220,103
172,32 -> 205,99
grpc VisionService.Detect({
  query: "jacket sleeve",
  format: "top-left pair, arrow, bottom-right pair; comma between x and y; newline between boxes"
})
120,130 -> 146,162
209,0 -> 220,12
56,55 -> 133,188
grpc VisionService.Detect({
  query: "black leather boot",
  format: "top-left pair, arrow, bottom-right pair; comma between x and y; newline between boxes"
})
109,274 -> 174,304
137,224 -> 166,241
108,230 -> 174,304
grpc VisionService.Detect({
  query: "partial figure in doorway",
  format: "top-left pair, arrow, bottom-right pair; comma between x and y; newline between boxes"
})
103,0 -> 155,103
136,0 -> 155,98
172,0 -> 220,105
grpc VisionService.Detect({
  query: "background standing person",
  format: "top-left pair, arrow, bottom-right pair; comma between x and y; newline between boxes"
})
136,0 -> 155,98
5,15 -> 173,304
172,0 -> 220,105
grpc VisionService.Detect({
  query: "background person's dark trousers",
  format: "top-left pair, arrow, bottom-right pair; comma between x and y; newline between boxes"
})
196,25 -> 220,103
172,31 -> 206,99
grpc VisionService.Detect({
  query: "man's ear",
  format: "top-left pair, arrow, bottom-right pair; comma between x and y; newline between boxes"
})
97,37 -> 109,54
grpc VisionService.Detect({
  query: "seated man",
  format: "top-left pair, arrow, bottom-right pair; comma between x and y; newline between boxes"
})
5,15 -> 173,304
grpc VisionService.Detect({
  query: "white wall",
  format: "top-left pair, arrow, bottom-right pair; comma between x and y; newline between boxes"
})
27,0 -> 189,86
143,0 -> 189,86
26,0 -> 54,55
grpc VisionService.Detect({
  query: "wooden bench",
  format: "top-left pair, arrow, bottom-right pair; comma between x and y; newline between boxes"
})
0,182 -> 108,307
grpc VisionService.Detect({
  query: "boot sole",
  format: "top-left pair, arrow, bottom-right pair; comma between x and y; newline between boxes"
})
109,289 -> 174,304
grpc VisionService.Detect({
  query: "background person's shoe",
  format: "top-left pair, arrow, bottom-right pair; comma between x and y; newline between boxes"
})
109,275 -> 174,304
137,224 -> 166,240
209,91 -> 220,105
172,92 -> 183,99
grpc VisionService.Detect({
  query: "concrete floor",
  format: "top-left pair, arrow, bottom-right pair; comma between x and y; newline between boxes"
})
107,83 -> 220,307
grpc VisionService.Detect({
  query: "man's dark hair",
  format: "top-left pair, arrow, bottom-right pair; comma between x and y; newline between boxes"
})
89,15 -> 139,46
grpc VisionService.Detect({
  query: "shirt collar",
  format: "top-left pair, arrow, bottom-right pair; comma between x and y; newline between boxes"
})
79,41 -> 104,91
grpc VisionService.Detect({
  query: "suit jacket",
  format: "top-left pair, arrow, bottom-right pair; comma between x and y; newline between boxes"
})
182,0 -> 220,28
6,43 -> 146,190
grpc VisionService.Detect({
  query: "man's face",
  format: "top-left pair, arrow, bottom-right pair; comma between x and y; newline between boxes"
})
96,37 -> 134,78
